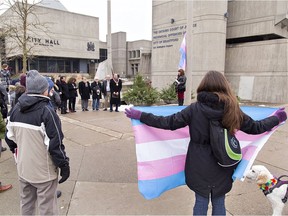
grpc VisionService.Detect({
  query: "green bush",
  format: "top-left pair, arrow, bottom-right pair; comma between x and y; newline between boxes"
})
123,74 -> 159,106
159,83 -> 177,104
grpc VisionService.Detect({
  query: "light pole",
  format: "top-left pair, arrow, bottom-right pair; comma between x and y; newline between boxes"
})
107,0 -> 112,75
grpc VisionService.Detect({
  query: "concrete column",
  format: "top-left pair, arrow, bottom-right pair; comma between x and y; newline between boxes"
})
190,0 -> 228,96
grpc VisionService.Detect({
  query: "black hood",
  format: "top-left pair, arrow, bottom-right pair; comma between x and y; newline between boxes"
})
17,94 -> 50,113
197,91 -> 224,121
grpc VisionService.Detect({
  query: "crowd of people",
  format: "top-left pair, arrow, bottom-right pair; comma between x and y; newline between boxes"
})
53,73 -> 123,113
0,63 -> 124,214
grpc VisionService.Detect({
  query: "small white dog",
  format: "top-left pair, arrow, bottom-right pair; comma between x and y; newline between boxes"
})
246,165 -> 288,216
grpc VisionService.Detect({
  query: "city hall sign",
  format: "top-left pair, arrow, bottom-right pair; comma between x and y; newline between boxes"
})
27,36 -> 60,47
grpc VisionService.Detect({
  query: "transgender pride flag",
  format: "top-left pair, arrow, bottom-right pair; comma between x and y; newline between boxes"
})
178,33 -> 186,70
130,106 -> 282,200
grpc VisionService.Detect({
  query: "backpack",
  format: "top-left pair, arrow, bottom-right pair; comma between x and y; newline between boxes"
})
209,120 -> 242,167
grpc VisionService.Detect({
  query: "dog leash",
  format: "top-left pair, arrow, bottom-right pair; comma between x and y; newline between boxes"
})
277,175 -> 288,203
260,175 -> 288,203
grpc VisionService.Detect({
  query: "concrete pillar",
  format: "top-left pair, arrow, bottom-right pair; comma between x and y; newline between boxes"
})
189,0 -> 228,96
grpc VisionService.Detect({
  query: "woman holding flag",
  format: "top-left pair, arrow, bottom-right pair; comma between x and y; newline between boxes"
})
125,70 -> 287,215
175,69 -> 186,106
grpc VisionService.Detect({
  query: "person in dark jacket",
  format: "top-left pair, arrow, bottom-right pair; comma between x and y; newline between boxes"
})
67,77 -> 78,112
5,70 -> 70,215
78,76 -> 91,111
91,77 -> 102,111
175,69 -> 186,106
110,73 -> 122,112
125,70 -> 287,215
59,76 -> 69,114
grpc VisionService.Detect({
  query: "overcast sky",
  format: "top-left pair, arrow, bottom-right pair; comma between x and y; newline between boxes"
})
60,0 -> 152,42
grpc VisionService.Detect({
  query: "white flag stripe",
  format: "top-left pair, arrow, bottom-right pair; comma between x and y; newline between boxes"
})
136,138 -> 190,162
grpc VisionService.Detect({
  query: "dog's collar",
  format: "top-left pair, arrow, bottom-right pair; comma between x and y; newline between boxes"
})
258,178 -> 277,192
258,175 -> 288,204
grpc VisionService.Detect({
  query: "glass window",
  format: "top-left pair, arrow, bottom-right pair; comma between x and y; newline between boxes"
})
72,60 -> 79,73
29,59 -> 38,70
131,64 -> 134,75
58,60 -> 64,73
47,60 -> 57,73
39,60 -> 47,72
65,61 -> 71,73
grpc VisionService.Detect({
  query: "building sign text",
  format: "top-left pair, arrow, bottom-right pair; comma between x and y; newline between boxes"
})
153,25 -> 186,49
28,36 -> 60,47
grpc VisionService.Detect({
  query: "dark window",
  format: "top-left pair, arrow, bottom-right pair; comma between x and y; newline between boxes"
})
226,34 -> 284,44
47,60 -> 57,73
57,60 -> 64,73
72,60 -> 79,73
39,60 -> 47,72
65,61 -> 71,73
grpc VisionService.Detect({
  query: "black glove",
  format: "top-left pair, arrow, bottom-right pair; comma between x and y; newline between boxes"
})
58,164 -> 70,184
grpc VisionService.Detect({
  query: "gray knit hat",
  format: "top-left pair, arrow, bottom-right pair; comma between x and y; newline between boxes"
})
26,70 -> 49,94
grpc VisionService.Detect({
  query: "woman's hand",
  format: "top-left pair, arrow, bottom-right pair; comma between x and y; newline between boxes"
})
125,108 -> 142,120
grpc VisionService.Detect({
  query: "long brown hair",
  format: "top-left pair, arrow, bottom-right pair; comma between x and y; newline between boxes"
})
178,69 -> 185,76
197,70 -> 243,134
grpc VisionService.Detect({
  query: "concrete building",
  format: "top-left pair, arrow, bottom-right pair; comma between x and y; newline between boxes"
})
108,32 -> 151,78
151,0 -> 288,103
0,0 -> 99,74
0,1 -> 152,78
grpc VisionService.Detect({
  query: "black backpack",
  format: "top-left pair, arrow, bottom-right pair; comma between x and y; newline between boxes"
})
210,120 -> 242,167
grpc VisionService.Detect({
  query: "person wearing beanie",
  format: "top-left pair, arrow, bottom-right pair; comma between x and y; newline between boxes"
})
25,70 -> 49,94
5,70 -> 70,215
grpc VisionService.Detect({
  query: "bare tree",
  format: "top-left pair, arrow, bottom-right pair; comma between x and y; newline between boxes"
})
0,0 -> 50,73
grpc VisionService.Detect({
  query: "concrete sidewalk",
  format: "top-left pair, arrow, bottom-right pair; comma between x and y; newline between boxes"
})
0,104 -> 288,215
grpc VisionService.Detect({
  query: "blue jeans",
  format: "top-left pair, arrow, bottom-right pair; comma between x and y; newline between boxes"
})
92,99 -> 100,110
193,193 -> 226,216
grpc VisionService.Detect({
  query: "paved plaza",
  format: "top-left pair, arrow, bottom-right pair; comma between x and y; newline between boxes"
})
0,103 -> 288,215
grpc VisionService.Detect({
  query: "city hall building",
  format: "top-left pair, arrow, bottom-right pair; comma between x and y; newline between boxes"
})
151,0 -> 288,103
0,0 -> 152,77
0,0 -> 100,74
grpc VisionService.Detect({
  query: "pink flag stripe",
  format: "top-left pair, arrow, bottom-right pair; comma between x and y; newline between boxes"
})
133,125 -> 189,144
137,155 -> 186,180
236,131 -> 269,142
241,145 -> 257,160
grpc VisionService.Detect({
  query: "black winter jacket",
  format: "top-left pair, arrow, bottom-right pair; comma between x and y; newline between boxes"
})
140,91 -> 279,198
176,75 -> 186,92
5,94 -> 69,169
